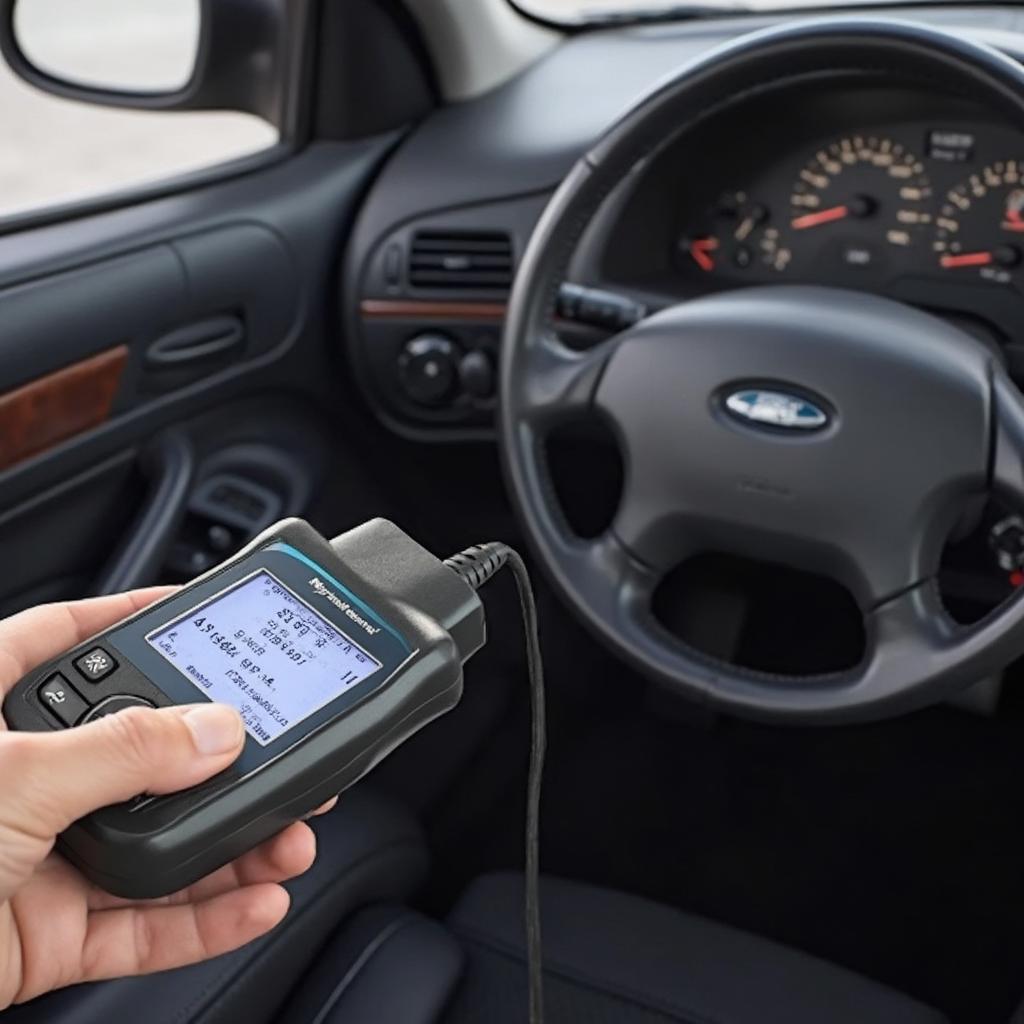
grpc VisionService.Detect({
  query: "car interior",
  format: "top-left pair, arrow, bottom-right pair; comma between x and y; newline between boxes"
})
5,0 -> 1024,1021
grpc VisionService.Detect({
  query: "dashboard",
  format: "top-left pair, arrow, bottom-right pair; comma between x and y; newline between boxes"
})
344,6 -> 1024,441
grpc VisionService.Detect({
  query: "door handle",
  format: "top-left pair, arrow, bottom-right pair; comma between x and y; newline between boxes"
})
145,315 -> 245,369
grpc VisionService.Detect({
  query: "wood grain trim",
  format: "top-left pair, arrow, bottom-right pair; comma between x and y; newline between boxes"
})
0,345 -> 128,471
360,299 -> 507,321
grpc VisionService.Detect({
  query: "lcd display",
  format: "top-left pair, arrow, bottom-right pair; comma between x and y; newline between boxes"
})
146,571 -> 383,746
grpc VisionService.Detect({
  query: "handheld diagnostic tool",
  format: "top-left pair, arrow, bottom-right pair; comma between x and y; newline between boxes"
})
2,517 -> 491,900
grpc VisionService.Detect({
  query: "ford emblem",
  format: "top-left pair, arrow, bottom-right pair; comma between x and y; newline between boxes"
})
723,389 -> 828,431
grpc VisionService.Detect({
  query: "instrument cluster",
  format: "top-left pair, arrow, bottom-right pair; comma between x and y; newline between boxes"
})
677,129 -> 1024,292
592,83 -> 1024,342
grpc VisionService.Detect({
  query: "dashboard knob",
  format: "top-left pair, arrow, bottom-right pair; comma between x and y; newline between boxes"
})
398,334 -> 458,406
459,349 -> 495,400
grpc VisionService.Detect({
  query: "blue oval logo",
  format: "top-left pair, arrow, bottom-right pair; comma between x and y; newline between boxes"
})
724,389 -> 828,431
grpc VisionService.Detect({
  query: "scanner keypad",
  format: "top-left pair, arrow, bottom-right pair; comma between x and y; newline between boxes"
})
74,647 -> 117,683
32,644 -> 171,731
38,674 -> 89,727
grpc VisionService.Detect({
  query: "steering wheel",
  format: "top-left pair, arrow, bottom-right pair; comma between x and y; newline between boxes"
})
500,18 -> 1024,722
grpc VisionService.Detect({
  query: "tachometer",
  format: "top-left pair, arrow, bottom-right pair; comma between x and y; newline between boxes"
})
789,136 -> 932,248
933,161 -> 1024,285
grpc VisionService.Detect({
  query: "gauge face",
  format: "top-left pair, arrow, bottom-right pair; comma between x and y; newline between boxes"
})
789,136 -> 932,248
933,161 -> 1024,285
678,191 -> 791,277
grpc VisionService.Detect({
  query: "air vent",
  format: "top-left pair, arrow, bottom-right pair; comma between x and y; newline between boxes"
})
408,231 -> 513,291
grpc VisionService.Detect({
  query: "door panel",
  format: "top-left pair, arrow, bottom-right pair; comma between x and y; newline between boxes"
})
0,137 -> 399,612
0,246 -> 182,395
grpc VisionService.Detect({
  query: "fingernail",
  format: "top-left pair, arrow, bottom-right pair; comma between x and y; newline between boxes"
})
183,705 -> 244,756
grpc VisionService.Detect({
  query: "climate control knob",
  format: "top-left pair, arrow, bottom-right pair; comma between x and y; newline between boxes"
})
398,334 -> 458,406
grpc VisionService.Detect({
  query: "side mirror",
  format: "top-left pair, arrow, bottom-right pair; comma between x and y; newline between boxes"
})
0,0 -> 289,122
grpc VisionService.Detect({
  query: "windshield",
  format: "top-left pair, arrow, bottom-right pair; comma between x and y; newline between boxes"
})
514,0 -> 922,24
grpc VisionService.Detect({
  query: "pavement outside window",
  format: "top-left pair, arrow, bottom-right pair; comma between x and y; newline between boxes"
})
0,1 -> 277,222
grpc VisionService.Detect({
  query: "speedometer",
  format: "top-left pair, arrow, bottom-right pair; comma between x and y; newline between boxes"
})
933,161 -> 1024,285
789,136 -> 932,248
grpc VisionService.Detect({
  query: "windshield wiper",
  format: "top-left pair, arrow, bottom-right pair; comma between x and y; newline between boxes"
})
576,3 -> 744,25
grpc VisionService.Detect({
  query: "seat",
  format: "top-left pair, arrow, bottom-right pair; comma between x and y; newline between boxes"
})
282,871 -> 949,1024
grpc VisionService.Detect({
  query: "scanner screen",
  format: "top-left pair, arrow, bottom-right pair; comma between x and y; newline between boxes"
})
147,571 -> 382,745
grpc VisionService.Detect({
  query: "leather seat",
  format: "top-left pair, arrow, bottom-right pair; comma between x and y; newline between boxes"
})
282,871 -> 948,1024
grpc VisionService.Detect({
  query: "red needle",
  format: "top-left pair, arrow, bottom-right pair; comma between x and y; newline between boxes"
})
791,205 -> 850,230
1004,198 -> 1024,231
940,251 -> 994,269
689,237 -> 718,272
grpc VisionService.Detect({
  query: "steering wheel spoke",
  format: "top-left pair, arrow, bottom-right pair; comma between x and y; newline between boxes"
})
609,502 -> 701,579
559,529 -> 665,645
516,331 -> 619,429
991,371 -> 1024,507
857,582 -> 950,700
853,578 -> 1024,717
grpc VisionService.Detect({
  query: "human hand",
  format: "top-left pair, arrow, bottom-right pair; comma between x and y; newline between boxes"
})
0,587 -> 334,1008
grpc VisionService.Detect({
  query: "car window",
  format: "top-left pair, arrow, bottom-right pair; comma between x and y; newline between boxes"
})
515,0 -> 925,22
0,2 -> 277,223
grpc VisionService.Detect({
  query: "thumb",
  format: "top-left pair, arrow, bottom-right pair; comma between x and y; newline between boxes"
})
2,703 -> 245,837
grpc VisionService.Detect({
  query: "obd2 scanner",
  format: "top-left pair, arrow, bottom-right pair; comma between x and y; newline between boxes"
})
2,519 -> 531,878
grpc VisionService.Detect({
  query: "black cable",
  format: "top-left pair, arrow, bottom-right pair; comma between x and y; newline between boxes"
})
444,544 -> 546,1024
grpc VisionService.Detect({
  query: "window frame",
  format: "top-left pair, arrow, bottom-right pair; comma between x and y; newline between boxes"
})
0,0 -> 317,238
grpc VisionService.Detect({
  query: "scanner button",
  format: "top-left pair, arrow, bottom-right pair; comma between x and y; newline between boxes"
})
38,675 -> 88,727
83,695 -> 154,722
74,648 -> 117,683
